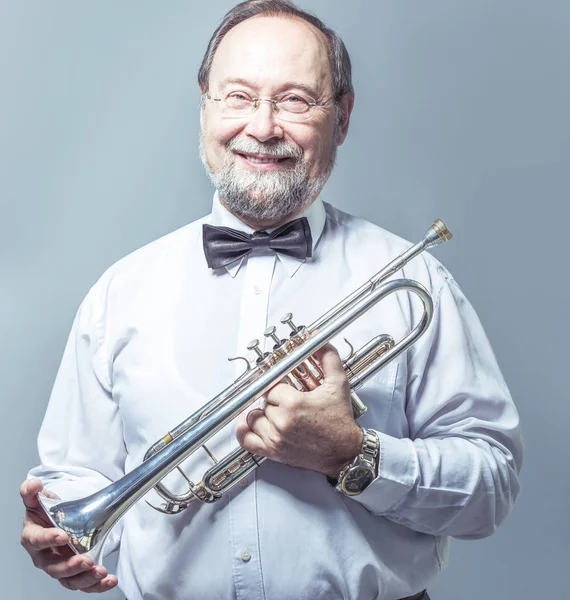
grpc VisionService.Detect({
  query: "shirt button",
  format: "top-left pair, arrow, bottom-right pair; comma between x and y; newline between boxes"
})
253,285 -> 262,295
240,549 -> 252,562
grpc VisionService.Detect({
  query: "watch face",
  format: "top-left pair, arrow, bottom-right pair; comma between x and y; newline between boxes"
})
341,466 -> 374,495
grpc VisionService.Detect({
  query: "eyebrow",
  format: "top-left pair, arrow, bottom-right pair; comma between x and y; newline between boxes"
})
217,77 -> 323,99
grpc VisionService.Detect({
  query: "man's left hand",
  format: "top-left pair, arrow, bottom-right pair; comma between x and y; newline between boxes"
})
235,343 -> 363,478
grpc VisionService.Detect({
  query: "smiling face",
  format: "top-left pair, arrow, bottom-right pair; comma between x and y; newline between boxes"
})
200,15 -> 352,228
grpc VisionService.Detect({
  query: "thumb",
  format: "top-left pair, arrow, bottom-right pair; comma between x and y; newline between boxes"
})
20,478 -> 60,513
314,343 -> 346,381
20,478 -> 45,511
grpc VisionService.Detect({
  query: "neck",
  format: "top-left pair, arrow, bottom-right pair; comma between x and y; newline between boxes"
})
218,196 -> 314,230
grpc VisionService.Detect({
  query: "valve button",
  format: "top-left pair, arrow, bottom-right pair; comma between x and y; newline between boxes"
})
280,313 -> 300,333
264,326 -> 282,345
246,339 -> 265,359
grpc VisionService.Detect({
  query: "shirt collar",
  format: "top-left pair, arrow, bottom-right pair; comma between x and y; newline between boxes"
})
208,191 -> 326,278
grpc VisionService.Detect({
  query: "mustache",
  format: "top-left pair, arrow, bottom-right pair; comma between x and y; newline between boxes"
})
226,137 -> 303,160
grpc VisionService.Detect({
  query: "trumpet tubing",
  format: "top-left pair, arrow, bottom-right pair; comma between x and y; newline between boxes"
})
38,219 -> 452,563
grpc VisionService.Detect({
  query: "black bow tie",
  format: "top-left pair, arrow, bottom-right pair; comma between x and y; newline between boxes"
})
202,217 -> 313,269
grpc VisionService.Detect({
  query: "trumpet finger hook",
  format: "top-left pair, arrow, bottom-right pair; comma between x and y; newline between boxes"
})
228,355 -> 252,377
342,338 -> 355,361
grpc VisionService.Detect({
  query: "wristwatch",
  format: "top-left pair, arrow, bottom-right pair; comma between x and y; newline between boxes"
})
334,428 -> 380,496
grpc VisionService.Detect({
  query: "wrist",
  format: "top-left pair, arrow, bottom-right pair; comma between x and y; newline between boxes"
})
324,425 -> 363,479
327,428 -> 380,496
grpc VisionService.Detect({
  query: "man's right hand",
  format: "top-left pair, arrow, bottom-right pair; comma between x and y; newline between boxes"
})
20,478 -> 118,593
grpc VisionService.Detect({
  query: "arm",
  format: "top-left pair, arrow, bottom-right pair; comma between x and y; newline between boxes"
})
22,283 -> 127,587
354,275 -> 523,539
28,285 -> 127,506
237,275 -> 523,540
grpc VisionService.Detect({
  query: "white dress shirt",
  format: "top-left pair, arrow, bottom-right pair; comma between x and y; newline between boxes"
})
29,193 -> 523,600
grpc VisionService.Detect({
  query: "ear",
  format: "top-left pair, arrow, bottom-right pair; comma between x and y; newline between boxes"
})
335,94 -> 354,147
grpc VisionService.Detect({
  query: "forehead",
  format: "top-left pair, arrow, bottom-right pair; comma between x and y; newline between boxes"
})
209,16 -> 333,94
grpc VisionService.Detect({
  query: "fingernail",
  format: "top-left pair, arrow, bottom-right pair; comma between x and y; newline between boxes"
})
55,535 -> 65,544
81,560 -> 91,569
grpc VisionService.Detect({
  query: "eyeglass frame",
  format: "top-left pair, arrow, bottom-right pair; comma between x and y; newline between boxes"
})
204,90 -> 336,122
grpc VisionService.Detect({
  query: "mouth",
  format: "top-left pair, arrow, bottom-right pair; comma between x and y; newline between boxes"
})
235,152 -> 293,170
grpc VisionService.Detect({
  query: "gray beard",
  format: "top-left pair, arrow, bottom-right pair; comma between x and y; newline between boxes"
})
200,135 -> 336,224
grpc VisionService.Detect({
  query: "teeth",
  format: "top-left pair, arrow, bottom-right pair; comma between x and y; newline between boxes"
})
245,155 -> 284,164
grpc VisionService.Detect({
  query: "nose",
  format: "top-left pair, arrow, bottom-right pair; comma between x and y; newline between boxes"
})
243,100 -> 284,143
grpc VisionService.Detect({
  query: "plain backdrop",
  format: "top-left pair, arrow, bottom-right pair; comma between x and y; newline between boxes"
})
1,1 -> 569,598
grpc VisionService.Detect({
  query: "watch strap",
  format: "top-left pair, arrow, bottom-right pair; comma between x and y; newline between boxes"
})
361,428 -> 380,471
332,428 -> 380,495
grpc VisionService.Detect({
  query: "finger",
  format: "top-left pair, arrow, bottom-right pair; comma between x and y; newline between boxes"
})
235,408 -> 267,439
315,343 -> 346,380
265,381 -> 298,407
60,565 -> 109,591
45,554 -> 94,579
262,403 -> 290,432
238,429 -> 272,458
32,546 -> 84,570
235,411 -> 252,443
236,411 -> 273,456
236,410 -> 270,449
20,478 -> 44,510
21,478 -> 61,530
248,407 -> 290,455
23,507 -> 66,537
79,574 -> 119,593
22,522 -> 69,552
246,408 -> 265,428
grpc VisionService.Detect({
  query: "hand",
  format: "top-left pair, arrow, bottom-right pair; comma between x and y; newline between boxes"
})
236,343 -> 363,478
20,478 -> 118,593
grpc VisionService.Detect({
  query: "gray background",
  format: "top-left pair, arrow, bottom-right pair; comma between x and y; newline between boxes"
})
1,0 -> 568,598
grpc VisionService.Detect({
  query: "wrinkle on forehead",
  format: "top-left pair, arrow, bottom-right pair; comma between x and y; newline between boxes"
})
209,15 -> 333,97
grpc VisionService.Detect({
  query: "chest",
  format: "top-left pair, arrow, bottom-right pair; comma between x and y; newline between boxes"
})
108,258 -> 413,464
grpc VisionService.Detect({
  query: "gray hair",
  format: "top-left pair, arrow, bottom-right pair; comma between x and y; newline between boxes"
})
197,0 -> 354,102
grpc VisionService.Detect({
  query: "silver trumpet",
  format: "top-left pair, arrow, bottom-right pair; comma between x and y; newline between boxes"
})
39,219 -> 452,563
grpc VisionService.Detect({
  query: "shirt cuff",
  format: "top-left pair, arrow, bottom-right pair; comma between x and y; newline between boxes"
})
351,431 -> 418,514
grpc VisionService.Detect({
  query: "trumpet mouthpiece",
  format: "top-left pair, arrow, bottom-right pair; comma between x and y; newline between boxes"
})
424,219 -> 452,249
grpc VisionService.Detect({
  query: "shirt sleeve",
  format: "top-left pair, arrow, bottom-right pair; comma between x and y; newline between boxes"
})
27,282 -> 127,554
352,273 -> 523,540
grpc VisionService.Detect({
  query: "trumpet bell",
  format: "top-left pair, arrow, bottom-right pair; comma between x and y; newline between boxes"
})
39,491 -> 110,562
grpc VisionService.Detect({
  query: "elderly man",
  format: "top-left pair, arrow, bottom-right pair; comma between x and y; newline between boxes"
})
20,1 -> 522,599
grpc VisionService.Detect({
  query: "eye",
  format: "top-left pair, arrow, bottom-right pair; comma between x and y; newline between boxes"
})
279,95 -> 311,113
225,92 -> 253,109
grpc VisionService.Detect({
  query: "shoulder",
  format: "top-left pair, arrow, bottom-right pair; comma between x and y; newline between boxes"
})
84,215 -> 208,306
324,203 -> 412,253
323,202 -> 454,297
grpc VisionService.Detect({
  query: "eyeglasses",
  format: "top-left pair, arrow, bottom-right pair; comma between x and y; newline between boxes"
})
205,91 -> 332,123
